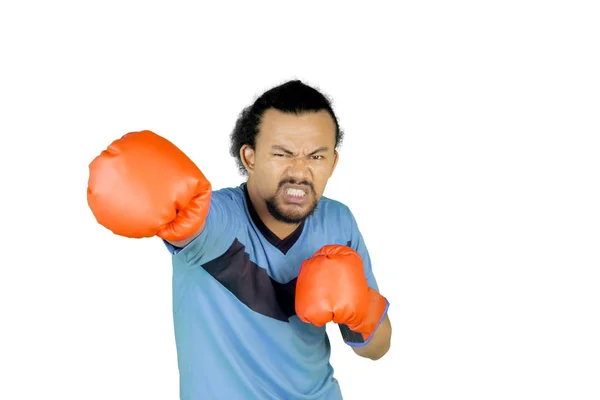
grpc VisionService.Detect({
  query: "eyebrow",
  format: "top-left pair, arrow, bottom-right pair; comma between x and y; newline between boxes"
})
271,145 -> 294,155
271,145 -> 329,156
308,146 -> 329,156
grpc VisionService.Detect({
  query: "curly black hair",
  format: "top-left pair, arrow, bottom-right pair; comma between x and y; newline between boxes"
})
229,80 -> 344,175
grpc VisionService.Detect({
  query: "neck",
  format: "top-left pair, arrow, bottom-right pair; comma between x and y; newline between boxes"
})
246,180 -> 300,240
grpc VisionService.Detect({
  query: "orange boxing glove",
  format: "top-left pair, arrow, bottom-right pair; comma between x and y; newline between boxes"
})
87,130 -> 211,242
295,245 -> 389,346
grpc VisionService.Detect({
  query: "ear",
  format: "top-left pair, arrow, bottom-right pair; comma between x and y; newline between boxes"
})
240,144 -> 256,175
329,150 -> 339,177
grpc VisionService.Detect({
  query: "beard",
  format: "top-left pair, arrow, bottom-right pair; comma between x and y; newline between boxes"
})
265,179 -> 318,224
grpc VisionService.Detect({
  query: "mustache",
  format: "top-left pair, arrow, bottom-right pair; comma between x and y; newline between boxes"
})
278,179 -> 315,193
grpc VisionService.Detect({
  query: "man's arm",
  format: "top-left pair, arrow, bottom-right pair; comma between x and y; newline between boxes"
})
295,245 -> 391,360
352,314 -> 392,360
344,205 -> 391,359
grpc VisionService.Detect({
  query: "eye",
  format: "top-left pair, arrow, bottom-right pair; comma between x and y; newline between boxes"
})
311,155 -> 324,160
273,153 -> 284,157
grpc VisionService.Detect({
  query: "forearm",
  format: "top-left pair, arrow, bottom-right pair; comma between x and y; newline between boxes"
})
352,315 -> 392,360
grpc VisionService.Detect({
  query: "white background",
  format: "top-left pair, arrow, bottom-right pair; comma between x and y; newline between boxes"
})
1,1 -> 599,399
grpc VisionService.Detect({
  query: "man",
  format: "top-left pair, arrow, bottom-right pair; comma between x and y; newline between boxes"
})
87,80 -> 392,399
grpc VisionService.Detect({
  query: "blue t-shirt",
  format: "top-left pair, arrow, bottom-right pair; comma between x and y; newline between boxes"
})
163,183 -> 380,400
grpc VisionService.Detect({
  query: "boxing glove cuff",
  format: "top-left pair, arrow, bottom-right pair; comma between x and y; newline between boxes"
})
339,289 -> 389,347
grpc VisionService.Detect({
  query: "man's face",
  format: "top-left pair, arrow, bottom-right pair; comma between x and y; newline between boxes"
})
243,108 -> 339,224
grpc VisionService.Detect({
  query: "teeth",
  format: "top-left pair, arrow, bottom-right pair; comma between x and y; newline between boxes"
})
286,188 -> 306,197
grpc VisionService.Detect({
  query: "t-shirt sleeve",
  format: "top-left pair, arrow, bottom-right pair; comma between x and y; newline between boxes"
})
346,206 -> 380,292
163,189 -> 240,267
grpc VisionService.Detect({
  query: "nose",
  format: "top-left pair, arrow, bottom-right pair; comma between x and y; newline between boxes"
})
286,157 -> 311,181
